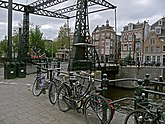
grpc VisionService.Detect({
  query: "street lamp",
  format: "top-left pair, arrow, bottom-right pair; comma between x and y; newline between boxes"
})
51,41 -> 53,58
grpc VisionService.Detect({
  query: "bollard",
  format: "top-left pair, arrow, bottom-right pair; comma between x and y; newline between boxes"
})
154,78 -> 158,99
101,73 -> 109,98
101,73 -> 108,124
159,76 -> 163,98
143,74 -> 150,100
143,73 -> 150,86
134,79 -> 146,109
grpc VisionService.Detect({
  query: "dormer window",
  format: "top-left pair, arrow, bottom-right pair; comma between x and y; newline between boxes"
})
155,27 -> 161,35
128,25 -> 133,31
128,24 -> 133,31
158,19 -> 163,26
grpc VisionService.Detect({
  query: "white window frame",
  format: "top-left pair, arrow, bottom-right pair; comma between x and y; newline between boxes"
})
155,27 -> 161,35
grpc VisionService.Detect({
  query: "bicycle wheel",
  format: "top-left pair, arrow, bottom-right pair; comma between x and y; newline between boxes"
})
151,117 -> 161,124
32,78 -> 44,96
48,81 -> 57,105
124,109 -> 155,124
83,94 -> 113,124
57,83 -> 71,112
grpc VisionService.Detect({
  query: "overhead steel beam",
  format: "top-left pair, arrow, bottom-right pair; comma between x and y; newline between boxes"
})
54,0 -> 116,17
89,0 -> 116,9
0,0 -> 69,19
32,8 -> 69,19
0,0 -> 25,12
28,0 -> 68,10
54,1 -> 96,14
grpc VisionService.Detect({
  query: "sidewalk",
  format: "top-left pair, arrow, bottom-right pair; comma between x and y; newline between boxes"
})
0,68 -> 126,124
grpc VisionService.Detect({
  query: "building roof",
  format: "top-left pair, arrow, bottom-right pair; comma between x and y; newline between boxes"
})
122,21 -> 144,32
93,20 -> 114,33
151,17 -> 165,29
151,17 -> 165,37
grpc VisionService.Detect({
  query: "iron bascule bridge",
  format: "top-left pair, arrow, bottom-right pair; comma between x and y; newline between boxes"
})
0,0 -> 118,79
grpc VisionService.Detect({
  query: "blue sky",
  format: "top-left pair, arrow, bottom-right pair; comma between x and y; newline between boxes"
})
0,0 -> 165,41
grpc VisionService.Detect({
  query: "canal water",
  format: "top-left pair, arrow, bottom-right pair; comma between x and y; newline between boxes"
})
106,85 -> 134,100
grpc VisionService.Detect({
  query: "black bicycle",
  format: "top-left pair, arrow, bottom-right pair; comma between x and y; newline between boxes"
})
124,99 -> 165,124
57,71 -> 114,124
32,66 -> 62,105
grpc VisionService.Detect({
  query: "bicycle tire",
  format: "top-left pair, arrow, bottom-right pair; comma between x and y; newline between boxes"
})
57,83 -> 71,112
32,78 -> 44,96
83,94 -> 113,124
48,81 -> 57,105
124,109 -> 157,124
151,117 -> 161,124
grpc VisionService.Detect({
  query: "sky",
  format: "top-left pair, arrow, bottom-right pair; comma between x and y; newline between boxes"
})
0,0 -> 165,41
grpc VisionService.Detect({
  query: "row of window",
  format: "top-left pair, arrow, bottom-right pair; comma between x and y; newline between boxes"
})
94,41 -> 114,47
145,46 -> 160,53
93,32 -> 115,41
122,33 -> 142,42
145,56 -> 160,63
145,46 -> 165,53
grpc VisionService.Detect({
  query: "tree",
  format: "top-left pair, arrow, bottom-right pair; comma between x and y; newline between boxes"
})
29,25 -> 45,50
124,48 -> 134,65
0,36 -> 8,57
56,23 -> 70,49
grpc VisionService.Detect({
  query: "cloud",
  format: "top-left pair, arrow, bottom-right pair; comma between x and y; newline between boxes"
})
0,0 -> 165,41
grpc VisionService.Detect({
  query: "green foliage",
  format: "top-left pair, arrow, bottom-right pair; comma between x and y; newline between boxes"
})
0,36 -> 8,57
124,54 -> 134,65
29,25 -> 45,50
57,23 -> 70,49
0,23 -> 71,59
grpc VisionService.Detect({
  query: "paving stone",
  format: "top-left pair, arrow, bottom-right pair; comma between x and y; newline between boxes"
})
0,72 -> 127,124
16,112 -> 31,120
0,114 -> 6,120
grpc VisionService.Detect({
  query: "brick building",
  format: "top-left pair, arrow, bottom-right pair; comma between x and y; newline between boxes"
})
143,17 -> 165,66
92,20 -> 117,62
121,21 -> 150,63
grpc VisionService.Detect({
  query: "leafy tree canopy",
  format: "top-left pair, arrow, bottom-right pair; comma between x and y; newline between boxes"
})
56,23 -> 70,49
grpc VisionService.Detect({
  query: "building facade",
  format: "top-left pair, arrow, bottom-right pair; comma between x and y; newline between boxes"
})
121,21 -> 150,63
92,20 -> 117,63
143,17 -> 165,66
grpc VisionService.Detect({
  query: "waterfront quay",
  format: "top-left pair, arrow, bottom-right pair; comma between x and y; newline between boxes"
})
0,67 -> 126,124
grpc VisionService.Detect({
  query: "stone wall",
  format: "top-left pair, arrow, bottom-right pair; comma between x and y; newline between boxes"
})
115,66 -> 165,88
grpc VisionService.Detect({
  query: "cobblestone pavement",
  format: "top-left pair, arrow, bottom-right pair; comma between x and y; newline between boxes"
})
0,68 -> 126,124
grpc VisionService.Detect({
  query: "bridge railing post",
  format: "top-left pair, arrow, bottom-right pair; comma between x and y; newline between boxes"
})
57,61 -> 60,76
101,73 -> 108,98
159,76 -> 163,98
143,74 -> 150,99
134,79 -> 144,109
154,77 -> 159,99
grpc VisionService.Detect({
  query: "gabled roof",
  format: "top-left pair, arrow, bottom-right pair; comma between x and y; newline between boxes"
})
123,21 -> 144,31
151,17 -> 165,37
151,17 -> 165,29
93,20 -> 114,33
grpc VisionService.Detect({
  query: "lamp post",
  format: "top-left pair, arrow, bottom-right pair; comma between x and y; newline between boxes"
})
51,41 -> 53,58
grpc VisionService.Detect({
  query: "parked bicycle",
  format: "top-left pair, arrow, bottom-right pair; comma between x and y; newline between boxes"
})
124,100 -> 165,124
124,79 -> 165,124
32,65 -> 62,105
57,71 -> 114,124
